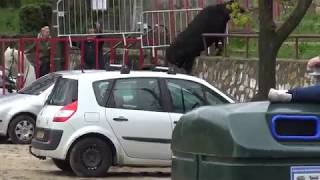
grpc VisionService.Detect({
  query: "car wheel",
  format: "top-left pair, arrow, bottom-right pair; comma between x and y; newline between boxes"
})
52,158 -> 72,171
8,115 -> 35,144
70,137 -> 112,177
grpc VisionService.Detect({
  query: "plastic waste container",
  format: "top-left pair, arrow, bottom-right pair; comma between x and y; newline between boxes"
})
171,101 -> 320,180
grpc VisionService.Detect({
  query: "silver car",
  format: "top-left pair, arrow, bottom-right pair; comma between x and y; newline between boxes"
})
0,72 -> 61,144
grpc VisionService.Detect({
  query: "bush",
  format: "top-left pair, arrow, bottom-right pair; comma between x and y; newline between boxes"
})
0,1 -> 8,8
39,3 -> 52,26
0,0 -> 21,8
19,3 -> 52,35
8,0 -> 21,8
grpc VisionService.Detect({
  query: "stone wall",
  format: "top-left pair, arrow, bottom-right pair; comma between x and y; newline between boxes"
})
192,56 -> 312,102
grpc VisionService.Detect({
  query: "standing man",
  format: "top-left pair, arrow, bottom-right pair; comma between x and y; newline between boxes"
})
25,26 -> 52,77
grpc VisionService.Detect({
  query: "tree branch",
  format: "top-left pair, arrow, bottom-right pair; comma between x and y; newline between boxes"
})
275,0 -> 313,46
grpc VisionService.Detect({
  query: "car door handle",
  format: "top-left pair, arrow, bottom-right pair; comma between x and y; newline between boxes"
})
113,117 -> 128,122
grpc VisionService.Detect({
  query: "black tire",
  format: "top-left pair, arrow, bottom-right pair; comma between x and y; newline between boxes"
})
8,115 -> 35,144
70,137 -> 112,177
52,158 -> 72,172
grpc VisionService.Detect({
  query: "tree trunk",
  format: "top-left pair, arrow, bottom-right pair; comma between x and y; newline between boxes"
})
254,0 -> 313,101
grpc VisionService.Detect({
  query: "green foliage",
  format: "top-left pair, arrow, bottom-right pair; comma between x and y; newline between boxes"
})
293,12 -> 320,34
0,8 -> 19,35
19,3 -> 52,35
227,2 -> 251,27
21,0 -> 48,6
0,0 -> 20,8
19,5 -> 42,34
228,38 -> 320,60
0,1 -> 8,8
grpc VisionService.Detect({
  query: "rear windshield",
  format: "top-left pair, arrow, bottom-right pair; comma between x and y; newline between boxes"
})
47,77 -> 78,106
19,74 -> 60,95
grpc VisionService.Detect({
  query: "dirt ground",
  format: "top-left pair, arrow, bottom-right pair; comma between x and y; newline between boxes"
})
0,140 -> 171,180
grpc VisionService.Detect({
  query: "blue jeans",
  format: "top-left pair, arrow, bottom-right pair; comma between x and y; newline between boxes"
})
288,85 -> 320,103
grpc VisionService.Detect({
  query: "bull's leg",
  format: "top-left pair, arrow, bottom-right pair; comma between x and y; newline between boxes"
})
182,59 -> 195,74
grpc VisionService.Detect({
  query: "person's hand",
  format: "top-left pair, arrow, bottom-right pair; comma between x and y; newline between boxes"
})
307,56 -> 320,71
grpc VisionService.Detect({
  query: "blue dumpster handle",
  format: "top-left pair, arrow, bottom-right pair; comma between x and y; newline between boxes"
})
271,115 -> 320,141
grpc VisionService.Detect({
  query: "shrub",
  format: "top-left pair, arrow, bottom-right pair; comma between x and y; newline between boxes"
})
19,3 -> 52,35
8,0 -> 21,8
0,1 -> 8,8
0,0 -> 21,8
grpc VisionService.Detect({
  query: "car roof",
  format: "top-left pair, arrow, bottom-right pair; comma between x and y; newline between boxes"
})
57,70 -> 205,83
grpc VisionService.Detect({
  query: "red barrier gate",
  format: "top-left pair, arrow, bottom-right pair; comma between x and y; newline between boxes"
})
0,36 -> 148,95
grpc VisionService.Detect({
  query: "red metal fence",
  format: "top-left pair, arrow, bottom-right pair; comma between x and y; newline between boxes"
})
0,37 -> 152,94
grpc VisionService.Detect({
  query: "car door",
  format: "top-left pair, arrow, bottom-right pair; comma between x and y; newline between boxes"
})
165,79 -> 230,126
105,77 -> 173,160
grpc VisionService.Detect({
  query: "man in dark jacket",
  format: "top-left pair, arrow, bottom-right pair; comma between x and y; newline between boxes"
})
84,28 -> 105,69
82,25 -> 105,69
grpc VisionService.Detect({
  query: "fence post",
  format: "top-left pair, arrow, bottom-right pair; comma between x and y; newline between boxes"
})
246,36 -> 249,58
63,39 -> 69,70
198,0 -> 204,8
223,36 -> 227,57
1,40 -> 5,95
139,47 -> 144,69
35,39 -> 40,79
202,35 -> 208,56
295,37 -> 299,59
50,39 -> 56,72
95,38 -> 99,69
80,41 -> 85,70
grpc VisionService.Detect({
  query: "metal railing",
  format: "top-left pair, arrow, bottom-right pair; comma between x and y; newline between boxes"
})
55,0 -> 144,36
202,33 -> 320,59
140,8 -> 202,49
0,36 -> 153,94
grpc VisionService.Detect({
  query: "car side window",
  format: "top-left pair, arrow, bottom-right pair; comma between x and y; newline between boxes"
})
166,79 -> 207,113
109,78 -> 163,112
204,86 -> 230,105
92,80 -> 113,107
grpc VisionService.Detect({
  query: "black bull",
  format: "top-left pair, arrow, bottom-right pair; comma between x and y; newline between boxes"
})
166,2 -> 244,74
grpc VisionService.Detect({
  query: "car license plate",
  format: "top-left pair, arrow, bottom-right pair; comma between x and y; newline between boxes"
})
291,166 -> 320,180
36,130 -> 45,139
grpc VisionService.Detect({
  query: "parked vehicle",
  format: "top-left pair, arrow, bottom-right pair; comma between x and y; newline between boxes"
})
0,71 -> 89,144
30,67 -> 234,177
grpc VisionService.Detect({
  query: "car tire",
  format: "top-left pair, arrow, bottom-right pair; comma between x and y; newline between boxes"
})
70,137 -> 112,177
8,115 -> 35,144
52,158 -> 72,171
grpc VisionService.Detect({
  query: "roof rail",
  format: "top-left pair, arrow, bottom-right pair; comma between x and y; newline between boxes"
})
141,65 -> 176,75
105,64 -> 130,74
105,64 -> 122,71
120,65 -> 130,74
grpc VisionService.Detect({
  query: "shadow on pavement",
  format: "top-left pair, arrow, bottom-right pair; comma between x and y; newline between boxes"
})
42,170 -> 171,178
107,171 -> 171,177
0,137 -> 10,144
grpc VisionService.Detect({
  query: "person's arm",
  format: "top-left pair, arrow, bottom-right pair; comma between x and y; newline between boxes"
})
24,42 -> 36,54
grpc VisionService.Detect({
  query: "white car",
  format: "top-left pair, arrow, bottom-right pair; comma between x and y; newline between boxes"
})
30,68 -> 234,177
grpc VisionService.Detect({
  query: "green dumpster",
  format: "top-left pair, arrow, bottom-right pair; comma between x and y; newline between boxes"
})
171,101 -> 320,180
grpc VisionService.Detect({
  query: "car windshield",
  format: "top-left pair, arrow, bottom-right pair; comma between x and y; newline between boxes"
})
47,77 -> 78,106
18,74 -> 60,95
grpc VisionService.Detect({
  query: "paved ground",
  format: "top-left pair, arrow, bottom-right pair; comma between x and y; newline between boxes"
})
0,140 -> 171,180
